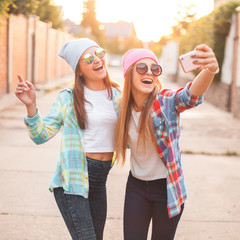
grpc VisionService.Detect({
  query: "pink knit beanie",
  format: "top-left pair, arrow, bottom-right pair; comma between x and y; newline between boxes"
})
122,48 -> 159,77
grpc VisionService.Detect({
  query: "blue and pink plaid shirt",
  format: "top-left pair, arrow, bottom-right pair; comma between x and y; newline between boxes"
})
24,87 -> 121,198
151,82 -> 203,218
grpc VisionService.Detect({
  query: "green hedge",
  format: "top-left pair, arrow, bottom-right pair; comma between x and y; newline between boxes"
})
179,1 -> 240,81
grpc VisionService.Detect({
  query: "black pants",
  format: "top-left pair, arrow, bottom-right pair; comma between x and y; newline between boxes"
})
124,172 -> 184,240
54,157 -> 112,240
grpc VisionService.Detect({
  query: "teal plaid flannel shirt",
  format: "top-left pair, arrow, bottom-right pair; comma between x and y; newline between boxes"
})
24,87 -> 121,197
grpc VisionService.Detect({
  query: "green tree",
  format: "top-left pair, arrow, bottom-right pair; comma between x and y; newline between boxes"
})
36,0 -> 63,29
7,0 -> 63,29
81,0 -> 104,43
177,1 -> 240,81
8,0 -> 38,16
0,0 -> 13,16
171,4 -> 197,38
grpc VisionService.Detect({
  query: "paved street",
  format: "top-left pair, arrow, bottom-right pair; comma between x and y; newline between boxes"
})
0,66 -> 240,239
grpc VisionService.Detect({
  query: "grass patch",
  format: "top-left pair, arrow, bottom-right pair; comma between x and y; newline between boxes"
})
182,150 -> 239,156
225,151 -> 238,156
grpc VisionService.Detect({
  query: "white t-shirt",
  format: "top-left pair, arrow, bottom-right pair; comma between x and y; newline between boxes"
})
128,109 -> 168,181
83,86 -> 117,153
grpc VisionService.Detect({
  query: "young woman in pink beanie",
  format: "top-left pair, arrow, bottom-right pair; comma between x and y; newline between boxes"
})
15,38 -> 121,240
115,45 -> 219,240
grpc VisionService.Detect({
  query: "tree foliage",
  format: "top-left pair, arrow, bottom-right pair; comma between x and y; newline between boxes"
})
35,0 -> 63,29
152,4 -> 197,61
0,0 -> 13,16
171,4 -> 197,38
81,0 -> 104,43
80,0 -> 143,53
8,0 -> 38,16
178,1 -> 240,81
5,0 -> 63,29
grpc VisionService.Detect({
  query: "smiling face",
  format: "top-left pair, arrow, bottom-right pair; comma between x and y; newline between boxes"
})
131,58 -> 159,98
78,46 -> 107,88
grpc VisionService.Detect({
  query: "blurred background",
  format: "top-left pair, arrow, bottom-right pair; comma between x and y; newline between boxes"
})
0,0 -> 240,118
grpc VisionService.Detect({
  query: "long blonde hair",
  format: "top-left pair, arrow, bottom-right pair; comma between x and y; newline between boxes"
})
114,66 -> 162,166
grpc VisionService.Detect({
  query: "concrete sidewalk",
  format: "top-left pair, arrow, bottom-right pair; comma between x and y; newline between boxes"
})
0,66 -> 240,239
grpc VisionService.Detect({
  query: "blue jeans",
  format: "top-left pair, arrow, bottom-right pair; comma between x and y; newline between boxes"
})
54,157 -> 112,240
124,172 -> 184,240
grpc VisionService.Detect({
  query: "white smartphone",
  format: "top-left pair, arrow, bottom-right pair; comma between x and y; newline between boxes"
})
179,50 -> 201,73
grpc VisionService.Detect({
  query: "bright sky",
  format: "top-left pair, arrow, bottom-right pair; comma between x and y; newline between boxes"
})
53,0 -> 214,42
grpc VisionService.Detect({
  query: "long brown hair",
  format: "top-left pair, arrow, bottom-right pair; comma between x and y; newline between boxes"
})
114,66 -> 162,166
73,63 -> 119,129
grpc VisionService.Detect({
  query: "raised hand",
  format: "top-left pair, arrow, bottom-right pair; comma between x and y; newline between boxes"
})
15,74 -> 37,117
189,44 -> 219,96
193,44 -> 219,74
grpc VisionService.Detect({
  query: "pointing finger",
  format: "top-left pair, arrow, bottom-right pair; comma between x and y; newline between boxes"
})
17,74 -> 25,83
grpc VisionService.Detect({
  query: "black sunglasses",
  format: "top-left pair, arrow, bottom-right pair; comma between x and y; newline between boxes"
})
83,48 -> 105,64
135,62 -> 162,76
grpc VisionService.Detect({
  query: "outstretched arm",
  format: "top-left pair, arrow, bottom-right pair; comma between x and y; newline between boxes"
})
189,44 -> 219,96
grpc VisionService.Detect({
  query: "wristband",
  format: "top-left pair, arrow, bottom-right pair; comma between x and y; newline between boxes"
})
205,68 -> 220,75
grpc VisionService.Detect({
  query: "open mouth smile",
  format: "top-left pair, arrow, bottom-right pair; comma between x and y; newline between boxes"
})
94,65 -> 103,71
141,79 -> 153,85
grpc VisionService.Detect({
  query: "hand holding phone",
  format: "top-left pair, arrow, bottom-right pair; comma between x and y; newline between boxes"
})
179,50 -> 201,73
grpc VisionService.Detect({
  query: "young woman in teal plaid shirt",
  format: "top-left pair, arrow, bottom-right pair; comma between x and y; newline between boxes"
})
115,44 -> 219,240
15,38 -> 121,240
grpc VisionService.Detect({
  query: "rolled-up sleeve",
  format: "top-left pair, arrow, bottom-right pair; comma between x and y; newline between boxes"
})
175,82 -> 204,113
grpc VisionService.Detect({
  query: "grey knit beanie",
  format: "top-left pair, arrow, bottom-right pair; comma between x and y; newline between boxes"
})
58,38 -> 99,72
